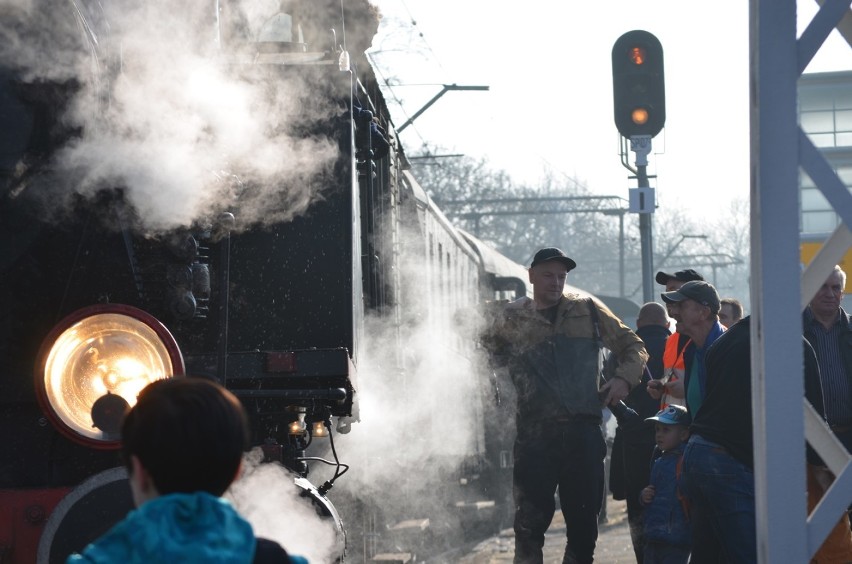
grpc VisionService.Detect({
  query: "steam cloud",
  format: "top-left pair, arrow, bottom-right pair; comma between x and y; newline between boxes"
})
1,0 -> 347,233
308,231 -> 504,560
229,449 -> 341,564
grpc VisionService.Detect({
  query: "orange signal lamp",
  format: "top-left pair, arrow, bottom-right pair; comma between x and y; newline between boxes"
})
629,46 -> 646,65
631,107 -> 650,126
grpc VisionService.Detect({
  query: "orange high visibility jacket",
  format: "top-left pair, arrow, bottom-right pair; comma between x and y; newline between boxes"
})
663,332 -> 690,370
660,332 -> 691,409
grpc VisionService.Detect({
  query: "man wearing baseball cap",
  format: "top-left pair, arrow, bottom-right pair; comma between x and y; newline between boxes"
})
660,280 -> 725,416
647,270 -> 705,411
483,247 -> 648,564
654,269 -> 703,288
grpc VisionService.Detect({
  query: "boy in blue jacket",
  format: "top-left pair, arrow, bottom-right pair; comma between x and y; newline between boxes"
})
639,405 -> 692,564
68,377 -> 307,564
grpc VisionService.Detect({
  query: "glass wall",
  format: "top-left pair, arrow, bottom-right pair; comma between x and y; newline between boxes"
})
798,71 -> 852,235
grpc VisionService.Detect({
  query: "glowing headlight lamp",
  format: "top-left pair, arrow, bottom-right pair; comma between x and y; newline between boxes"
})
35,304 -> 184,449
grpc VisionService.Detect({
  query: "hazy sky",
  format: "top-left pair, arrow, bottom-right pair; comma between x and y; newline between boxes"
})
367,1 -> 851,217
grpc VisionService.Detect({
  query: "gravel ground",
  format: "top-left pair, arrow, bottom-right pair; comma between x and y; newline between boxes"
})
458,497 -> 636,564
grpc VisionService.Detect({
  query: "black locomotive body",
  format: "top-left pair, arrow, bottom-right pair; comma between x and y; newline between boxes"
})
0,1 -> 635,562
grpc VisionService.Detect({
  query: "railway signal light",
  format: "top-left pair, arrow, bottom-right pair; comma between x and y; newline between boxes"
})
612,30 -> 665,138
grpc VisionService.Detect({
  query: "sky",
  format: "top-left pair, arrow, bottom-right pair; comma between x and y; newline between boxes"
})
366,1 -> 852,218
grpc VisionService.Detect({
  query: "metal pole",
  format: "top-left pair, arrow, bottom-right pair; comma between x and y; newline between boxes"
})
397,84 -> 489,133
637,168 -> 654,303
619,212 -> 625,298
630,136 -> 654,303
752,0 -> 807,560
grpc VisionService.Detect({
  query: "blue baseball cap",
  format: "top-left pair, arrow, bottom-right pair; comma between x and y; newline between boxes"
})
645,405 -> 691,426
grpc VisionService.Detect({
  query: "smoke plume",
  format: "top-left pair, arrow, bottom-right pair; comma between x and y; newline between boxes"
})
0,0 -> 376,233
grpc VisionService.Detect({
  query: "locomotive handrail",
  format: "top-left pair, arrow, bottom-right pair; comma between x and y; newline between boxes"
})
229,388 -> 348,400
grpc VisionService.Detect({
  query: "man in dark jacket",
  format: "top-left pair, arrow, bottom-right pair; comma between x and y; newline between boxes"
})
680,317 -> 824,562
608,302 -> 670,563
484,247 -> 648,564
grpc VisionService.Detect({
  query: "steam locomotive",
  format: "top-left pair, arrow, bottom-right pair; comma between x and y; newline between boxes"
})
0,1 -> 637,562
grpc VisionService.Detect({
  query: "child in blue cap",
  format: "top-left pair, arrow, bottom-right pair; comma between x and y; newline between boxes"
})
639,404 -> 692,564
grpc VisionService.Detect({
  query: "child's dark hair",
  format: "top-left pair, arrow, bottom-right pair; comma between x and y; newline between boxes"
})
121,377 -> 249,496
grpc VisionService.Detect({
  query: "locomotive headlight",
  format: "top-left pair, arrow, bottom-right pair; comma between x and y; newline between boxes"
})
288,413 -> 307,436
35,304 -> 184,449
311,421 -> 329,438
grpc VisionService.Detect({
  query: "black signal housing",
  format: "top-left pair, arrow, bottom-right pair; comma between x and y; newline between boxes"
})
612,30 -> 666,138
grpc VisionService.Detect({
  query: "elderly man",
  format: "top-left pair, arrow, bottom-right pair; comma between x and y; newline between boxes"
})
660,280 -> 725,416
647,269 -> 704,409
484,247 -> 648,564
802,265 -> 852,560
804,265 -> 852,450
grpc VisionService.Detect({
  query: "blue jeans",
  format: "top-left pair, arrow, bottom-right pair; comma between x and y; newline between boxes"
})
644,541 -> 690,564
513,420 -> 606,564
680,434 -> 756,563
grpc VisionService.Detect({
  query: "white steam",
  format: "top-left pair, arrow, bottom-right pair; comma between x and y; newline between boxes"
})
313,231 -> 504,556
229,448 -> 341,564
2,0 -> 342,232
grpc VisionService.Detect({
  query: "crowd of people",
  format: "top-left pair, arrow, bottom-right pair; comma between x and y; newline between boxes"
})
484,247 -> 852,564
64,245 -> 850,564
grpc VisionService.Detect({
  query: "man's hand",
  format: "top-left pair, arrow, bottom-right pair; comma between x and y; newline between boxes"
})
646,376 -> 685,400
600,376 -> 630,405
646,379 -> 664,400
666,378 -> 685,399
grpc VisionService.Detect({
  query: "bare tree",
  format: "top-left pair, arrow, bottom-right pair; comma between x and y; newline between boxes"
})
411,153 -> 636,296
410,152 -> 752,308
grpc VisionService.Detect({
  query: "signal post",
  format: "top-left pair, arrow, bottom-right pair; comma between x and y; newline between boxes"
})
612,30 -> 665,303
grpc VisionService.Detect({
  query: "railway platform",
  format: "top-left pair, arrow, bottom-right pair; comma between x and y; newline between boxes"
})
458,497 -> 635,564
